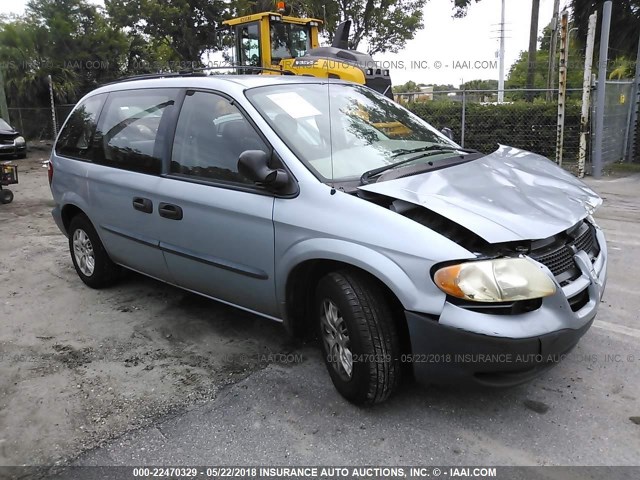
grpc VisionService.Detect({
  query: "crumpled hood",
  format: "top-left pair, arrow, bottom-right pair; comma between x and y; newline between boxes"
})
358,145 -> 602,244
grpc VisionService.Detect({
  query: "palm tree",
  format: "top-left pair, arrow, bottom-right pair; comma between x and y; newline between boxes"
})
571,0 -> 640,60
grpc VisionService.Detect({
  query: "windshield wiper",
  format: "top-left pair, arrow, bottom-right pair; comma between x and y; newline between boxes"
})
360,149 -> 463,185
391,144 -> 479,158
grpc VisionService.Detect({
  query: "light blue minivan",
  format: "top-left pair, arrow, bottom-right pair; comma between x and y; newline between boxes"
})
50,74 -> 607,404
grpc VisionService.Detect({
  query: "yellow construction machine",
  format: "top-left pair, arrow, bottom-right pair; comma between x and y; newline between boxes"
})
221,6 -> 393,98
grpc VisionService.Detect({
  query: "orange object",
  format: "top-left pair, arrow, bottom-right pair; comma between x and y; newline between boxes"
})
433,265 -> 465,299
276,1 -> 286,12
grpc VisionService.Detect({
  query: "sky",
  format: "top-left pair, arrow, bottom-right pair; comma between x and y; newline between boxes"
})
0,0 -> 571,88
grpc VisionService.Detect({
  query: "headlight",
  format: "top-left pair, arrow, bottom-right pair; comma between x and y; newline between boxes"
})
15,136 -> 25,145
433,257 -> 556,303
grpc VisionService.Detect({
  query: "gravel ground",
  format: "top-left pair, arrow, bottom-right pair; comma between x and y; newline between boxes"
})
0,151 -> 295,468
1,150 -> 639,477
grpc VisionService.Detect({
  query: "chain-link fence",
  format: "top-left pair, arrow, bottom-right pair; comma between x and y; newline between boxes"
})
8,85 -> 637,169
397,88 -> 583,164
592,80 -> 636,165
6,105 -> 75,142
10,91 -> 582,167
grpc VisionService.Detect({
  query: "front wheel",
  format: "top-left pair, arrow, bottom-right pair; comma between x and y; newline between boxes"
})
0,189 -> 13,204
68,214 -> 121,288
315,270 -> 401,405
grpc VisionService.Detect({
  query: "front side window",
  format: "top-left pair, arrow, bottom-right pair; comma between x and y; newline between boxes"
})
170,91 -> 269,185
246,83 -> 462,182
271,23 -> 310,64
55,94 -> 106,160
237,23 -> 260,67
95,89 -> 176,175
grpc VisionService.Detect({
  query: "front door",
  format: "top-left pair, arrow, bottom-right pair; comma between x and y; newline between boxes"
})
157,90 -> 278,317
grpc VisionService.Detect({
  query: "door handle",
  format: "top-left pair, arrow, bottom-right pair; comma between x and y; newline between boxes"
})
158,202 -> 183,220
132,197 -> 153,214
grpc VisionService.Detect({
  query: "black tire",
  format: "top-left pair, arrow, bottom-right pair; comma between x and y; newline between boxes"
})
68,214 -> 120,288
315,270 -> 401,405
0,189 -> 13,204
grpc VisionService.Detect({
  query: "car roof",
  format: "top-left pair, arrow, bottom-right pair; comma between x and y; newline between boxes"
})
90,74 -> 349,96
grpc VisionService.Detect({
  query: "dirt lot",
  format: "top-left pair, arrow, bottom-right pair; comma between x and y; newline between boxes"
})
0,152 -> 294,468
1,150 -> 639,475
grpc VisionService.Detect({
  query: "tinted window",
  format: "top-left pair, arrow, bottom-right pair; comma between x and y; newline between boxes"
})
55,94 -> 106,160
95,89 -> 176,175
170,91 -> 269,184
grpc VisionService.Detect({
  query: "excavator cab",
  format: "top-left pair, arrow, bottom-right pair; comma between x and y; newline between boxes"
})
221,9 -> 393,98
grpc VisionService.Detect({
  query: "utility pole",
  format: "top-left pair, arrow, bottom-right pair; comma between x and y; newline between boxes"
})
578,12 -> 597,177
556,10 -> 569,166
497,0 -> 506,103
546,0 -> 561,101
0,67 -> 10,124
526,0 -> 541,101
593,1 -> 612,178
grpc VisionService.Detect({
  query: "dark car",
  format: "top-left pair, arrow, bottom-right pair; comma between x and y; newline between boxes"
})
0,118 -> 27,159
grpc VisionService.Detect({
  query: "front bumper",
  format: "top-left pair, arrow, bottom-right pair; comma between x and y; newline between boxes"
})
0,143 -> 27,156
406,311 -> 594,387
406,227 -> 607,387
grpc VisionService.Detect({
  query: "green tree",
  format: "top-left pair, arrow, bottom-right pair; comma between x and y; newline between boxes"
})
608,57 -> 635,80
233,1 -> 492,54
432,84 -> 456,92
105,0 -> 228,62
571,1 -> 639,80
313,0 -> 426,54
392,80 -> 419,93
571,0 -> 640,60
452,0 -> 482,18
461,79 -> 498,91
505,42 -> 583,100
0,0 -> 128,107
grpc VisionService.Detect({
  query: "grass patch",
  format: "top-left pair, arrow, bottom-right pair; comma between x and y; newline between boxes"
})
607,161 -> 640,172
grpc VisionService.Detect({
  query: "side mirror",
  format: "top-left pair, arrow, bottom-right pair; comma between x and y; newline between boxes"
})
238,150 -> 289,190
441,127 -> 454,141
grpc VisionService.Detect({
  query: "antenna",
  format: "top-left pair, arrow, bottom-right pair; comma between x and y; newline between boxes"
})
326,61 -> 335,187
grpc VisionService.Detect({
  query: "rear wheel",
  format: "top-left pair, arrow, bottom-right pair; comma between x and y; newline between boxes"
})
68,214 -> 120,288
315,270 -> 401,405
0,189 -> 13,204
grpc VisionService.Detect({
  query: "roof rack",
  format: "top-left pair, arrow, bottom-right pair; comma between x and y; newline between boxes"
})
102,66 -> 294,86
192,66 -> 296,75
100,72 -> 198,86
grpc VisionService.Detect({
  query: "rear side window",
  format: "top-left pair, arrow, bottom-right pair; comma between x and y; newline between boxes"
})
55,94 -> 106,160
95,89 -> 177,175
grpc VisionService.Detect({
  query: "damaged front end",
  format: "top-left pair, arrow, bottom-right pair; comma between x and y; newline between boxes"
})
356,147 -> 608,386
403,208 -> 606,386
